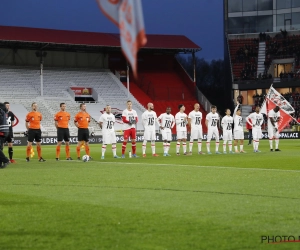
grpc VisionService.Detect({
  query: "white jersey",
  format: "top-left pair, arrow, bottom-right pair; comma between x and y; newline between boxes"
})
122,109 -> 138,130
233,115 -> 243,131
268,109 -> 280,128
233,104 -> 243,131
221,115 -> 233,131
99,113 -> 115,133
188,110 -> 202,129
142,110 -> 158,131
247,113 -> 264,128
158,113 -> 175,131
175,112 -> 187,132
206,112 -> 220,130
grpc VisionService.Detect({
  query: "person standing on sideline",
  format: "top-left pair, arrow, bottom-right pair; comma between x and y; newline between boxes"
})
54,103 -> 72,161
188,103 -> 204,155
246,115 -> 253,145
121,100 -> 139,158
233,101 -> 246,153
142,103 -> 159,157
205,105 -> 221,154
221,108 -> 234,154
3,102 -> 16,163
25,102 -> 45,162
246,106 -> 264,153
268,106 -> 281,151
158,107 -> 175,156
175,104 -> 188,156
0,102 -> 10,168
74,103 -> 91,160
99,105 -> 121,159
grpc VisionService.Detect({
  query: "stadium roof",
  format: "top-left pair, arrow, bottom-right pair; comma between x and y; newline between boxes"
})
0,25 -> 201,52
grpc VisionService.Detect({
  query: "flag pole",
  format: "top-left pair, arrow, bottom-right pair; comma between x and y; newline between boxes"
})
292,117 -> 300,125
260,83 -> 273,108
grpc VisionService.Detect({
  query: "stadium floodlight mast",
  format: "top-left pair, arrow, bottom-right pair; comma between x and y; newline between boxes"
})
35,51 -> 47,96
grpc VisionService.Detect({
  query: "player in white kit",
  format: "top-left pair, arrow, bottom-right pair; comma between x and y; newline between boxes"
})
121,100 -> 139,158
246,106 -> 264,153
99,105 -> 120,159
158,107 -> 175,156
188,103 -> 204,154
221,108 -> 234,154
142,103 -> 159,157
175,104 -> 188,155
205,105 -> 221,154
233,102 -> 246,153
268,106 -> 281,151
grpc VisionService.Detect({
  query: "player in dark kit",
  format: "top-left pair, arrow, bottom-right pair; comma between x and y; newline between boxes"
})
3,102 -> 16,163
0,102 -> 10,168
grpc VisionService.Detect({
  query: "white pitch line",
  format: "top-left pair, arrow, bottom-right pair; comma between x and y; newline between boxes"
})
100,162 -> 300,173
72,160 -> 300,173
14,158 -> 300,173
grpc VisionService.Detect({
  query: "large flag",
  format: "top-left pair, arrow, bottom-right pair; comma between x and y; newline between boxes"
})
260,86 -> 294,132
96,0 -> 147,78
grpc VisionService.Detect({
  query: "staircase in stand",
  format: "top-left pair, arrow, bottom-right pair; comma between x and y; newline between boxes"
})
122,81 -> 153,108
257,42 -> 266,77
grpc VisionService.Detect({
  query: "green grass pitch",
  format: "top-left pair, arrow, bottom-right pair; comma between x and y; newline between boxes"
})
1,140 -> 300,250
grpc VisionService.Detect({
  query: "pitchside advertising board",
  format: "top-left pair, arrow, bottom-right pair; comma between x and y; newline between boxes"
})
12,132 -> 300,146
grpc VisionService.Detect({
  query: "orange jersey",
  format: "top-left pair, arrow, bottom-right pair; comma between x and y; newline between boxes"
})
54,111 -> 71,128
26,111 -> 42,129
74,112 -> 90,128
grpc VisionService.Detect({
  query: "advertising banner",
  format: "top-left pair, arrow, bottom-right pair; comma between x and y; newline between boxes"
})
11,131 -> 300,146
70,87 -> 92,97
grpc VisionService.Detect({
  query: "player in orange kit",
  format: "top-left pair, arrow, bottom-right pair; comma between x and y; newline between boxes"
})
25,102 -> 45,162
54,103 -> 72,160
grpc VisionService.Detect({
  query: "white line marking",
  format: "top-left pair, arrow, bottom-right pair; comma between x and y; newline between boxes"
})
100,162 -> 300,172
14,158 -> 300,173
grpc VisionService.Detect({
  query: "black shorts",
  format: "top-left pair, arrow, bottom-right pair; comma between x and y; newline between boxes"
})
5,132 -> 13,143
57,128 -> 70,142
78,128 -> 89,142
28,129 -> 42,143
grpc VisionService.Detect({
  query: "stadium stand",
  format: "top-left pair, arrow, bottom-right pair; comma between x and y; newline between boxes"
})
0,67 -> 146,136
228,38 -> 259,81
0,25 -> 209,135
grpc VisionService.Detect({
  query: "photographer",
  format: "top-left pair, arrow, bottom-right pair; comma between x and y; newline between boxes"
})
0,102 -> 10,168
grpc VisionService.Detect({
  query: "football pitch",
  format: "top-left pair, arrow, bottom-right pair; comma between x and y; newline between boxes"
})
1,140 -> 300,250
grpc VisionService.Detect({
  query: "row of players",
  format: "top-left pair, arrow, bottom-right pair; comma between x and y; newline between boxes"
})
18,100 -> 281,162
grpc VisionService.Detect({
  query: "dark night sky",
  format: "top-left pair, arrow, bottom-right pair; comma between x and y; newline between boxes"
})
0,0 -> 223,61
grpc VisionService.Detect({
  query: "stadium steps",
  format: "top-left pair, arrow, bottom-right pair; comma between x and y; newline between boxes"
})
121,81 -> 153,108
257,42 -> 266,77
135,70 -> 195,101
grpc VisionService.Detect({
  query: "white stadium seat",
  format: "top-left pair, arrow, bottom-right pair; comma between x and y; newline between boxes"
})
0,67 -> 145,136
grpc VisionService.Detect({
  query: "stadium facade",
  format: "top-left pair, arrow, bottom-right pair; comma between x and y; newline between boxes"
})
224,0 -> 300,106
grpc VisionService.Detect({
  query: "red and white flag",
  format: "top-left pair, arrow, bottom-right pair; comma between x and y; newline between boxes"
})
260,86 -> 294,114
96,0 -> 147,78
260,86 -> 294,132
96,0 -> 122,25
